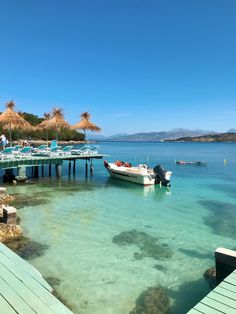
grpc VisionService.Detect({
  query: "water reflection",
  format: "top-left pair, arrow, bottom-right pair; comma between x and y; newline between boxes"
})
105,177 -> 171,201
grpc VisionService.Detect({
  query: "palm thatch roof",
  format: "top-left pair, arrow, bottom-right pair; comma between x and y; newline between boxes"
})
0,100 -> 33,130
37,108 -> 70,131
72,111 -> 101,132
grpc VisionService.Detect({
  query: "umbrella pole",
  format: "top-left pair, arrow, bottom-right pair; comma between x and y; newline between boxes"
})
10,123 -> 12,147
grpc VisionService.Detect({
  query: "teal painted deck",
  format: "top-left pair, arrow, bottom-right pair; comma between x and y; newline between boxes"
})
187,270 -> 236,313
0,243 -> 73,313
0,153 -> 105,169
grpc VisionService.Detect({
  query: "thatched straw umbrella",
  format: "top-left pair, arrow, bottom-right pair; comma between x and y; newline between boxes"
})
72,112 -> 101,140
37,108 -> 70,140
0,100 -> 33,146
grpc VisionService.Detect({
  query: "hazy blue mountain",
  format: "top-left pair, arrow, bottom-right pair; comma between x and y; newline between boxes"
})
227,128 -> 236,133
108,133 -> 128,139
87,129 -> 217,141
87,129 -> 215,142
104,128 -> 216,141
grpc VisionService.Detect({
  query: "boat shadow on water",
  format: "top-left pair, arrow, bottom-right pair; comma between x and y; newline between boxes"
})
105,177 -> 171,201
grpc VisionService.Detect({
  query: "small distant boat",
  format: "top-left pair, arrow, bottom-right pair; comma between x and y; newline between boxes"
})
104,160 -> 172,186
175,160 -> 207,165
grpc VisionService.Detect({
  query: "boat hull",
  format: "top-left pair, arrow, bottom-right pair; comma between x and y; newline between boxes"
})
108,167 -> 155,185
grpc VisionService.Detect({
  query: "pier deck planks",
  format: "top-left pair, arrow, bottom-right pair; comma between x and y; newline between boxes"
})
0,243 -> 73,313
0,153 -> 106,169
187,269 -> 236,313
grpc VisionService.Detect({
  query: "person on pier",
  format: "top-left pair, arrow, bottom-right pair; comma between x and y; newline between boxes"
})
0,133 -> 7,150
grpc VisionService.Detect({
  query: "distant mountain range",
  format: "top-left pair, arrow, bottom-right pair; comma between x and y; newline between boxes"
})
87,128 -> 217,142
227,128 -> 236,133
168,133 -> 236,142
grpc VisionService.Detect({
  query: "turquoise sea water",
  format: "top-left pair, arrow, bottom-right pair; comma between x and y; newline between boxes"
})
6,142 -> 236,313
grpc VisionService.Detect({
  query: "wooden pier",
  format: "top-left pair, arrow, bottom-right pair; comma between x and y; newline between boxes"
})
188,269 -> 236,313
0,153 -> 108,181
0,243 -> 73,313
188,248 -> 236,313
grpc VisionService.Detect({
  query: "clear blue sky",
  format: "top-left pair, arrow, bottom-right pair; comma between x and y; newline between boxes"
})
0,0 -> 236,135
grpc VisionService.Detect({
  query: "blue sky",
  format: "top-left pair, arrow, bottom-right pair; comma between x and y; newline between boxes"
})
0,0 -> 236,135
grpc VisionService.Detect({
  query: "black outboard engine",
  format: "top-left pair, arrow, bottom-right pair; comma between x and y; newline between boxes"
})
153,165 -> 171,186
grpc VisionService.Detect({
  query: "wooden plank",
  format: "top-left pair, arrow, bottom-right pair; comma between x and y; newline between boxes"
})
207,291 -> 236,309
214,286 -> 236,301
0,277 -> 36,314
201,296 -> 236,313
0,295 -> 18,314
0,243 -> 41,278
224,276 -> 236,286
220,281 -> 236,294
187,308 -> 204,313
229,272 -> 236,280
0,254 -> 73,314
194,302 -> 224,313
0,245 -> 52,292
0,263 -> 56,314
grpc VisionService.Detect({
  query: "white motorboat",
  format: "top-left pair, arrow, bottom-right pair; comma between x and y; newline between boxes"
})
104,160 -> 172,186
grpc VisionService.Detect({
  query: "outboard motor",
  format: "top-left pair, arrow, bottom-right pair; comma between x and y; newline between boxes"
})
153,165 -> 172,186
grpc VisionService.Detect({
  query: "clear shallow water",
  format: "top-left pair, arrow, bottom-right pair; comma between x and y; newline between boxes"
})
6,142 -> 236,314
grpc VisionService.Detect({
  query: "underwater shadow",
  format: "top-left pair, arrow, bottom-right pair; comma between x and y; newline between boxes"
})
178,248 -> 213,260
168,277 -> 210,314
199,199 -> 236,239
106,177 -> 171,201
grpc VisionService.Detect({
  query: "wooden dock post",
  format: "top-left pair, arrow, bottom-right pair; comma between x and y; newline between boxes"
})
68,161 -> 71,176
73,159 -> 76,175
34,166 -> 39,178
3,169 -> 14,183
49,164 -> 52,177
55,164 -> 62,177
41,165 -> 44,177
215,247 -> 236,284
85,159 -> 88,177
90,158 -> 94,176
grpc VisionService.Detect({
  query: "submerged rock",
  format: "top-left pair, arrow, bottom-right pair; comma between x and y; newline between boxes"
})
113,230 -> 173,260
203,267 -> 216,289
11,193 -> 50,209
130,287 -> 170,314
6,236 -> 49,260
0,223 -> 23,242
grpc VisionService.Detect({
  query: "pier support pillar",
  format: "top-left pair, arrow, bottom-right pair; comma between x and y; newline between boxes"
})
215,248 -> 236,284
85,160 -> 88,177
49,164 -> 52,177
90,159 -> 94,176
68,161 -> 71,176
18,167 -> 26,177
3,169 -> 15,183
34,166 -> 39,178
55,164 -> 62,178
15,166 -> 28,183
41,165 -> 44,177
73,160 -> 76,175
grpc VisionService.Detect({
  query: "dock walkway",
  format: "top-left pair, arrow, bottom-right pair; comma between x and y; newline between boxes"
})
0,153 -> 106,169
188,269 -> 236,313
0,243 -> 73,313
